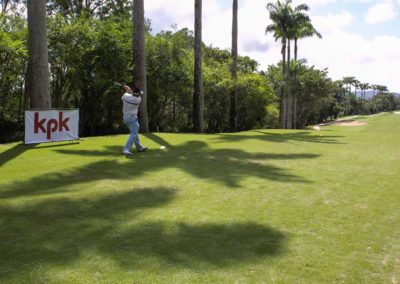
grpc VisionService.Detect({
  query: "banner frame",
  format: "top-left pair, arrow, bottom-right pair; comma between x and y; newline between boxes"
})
24,108 -> 80,145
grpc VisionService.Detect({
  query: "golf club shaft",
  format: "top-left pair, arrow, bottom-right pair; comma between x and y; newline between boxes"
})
114,81 -> 123,87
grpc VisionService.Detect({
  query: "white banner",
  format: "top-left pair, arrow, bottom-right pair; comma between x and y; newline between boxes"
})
25,109 -> 79,144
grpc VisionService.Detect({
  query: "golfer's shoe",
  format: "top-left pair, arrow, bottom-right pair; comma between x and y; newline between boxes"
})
122,150 -> 133,155
138,146 -> 148,152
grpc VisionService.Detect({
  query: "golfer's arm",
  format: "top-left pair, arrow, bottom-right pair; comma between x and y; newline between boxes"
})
132,92 -> 143,98
123,94 -> 141,104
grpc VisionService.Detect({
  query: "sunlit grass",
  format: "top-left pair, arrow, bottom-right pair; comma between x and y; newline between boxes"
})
0,113 -> 399,283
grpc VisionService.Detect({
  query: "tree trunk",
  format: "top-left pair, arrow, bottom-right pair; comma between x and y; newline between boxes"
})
279,39 -> 287,129
286,39 -> 292,129
230,0 -> 238,132
293,39 -> 298,129
26,0 -> 51,109
18,81 -> 23,125
193,0 -> 204,133
293,91 -> 297,129
173,96 -> 176,124
133,0 -> 149,132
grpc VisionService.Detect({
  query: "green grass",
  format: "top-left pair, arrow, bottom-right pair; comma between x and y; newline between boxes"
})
0,113 -> 399,283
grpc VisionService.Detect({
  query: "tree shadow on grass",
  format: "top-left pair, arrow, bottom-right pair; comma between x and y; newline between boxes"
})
101,222 -> 286,268
0,187 -> 286,281
0,188 -> 174,280
0,144 -> 30,168
213,130 -> 344,144
0,138 -> 318,199
0,142 -> 79,169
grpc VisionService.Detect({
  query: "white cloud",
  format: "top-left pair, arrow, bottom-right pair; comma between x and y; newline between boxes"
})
312,11 -> 354,33
365,2 -> 397,24
292,0 -> 337,8
300,32 -> 400,90
145,0 -> 194,32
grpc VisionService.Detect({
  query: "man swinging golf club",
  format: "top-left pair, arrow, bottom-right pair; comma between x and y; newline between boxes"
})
120,84 -> 148,155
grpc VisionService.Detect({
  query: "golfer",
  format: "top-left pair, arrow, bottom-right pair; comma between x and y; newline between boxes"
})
121,85 -> 147,155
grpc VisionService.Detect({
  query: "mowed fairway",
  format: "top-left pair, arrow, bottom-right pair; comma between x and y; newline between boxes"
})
0,113 -> 399,283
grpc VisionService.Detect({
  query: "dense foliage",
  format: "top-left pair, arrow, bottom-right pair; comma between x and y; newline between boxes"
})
0,13 -> 27,141
0,2 -> 399,142
1,9 -> 279,142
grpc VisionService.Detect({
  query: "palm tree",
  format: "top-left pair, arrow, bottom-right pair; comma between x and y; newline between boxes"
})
193,0 -> 204,133
350,78 -> 360,114
26,0 -> 51,109
371,84 -> 377,97
353,79 -> 360,97
371,84 -> 378,113
266,0 -> 291,128
376,85 -> 388,93
133,0 -> 149,132
267,0 -> 317,129
343,76 -> 357,115
287,3 -> 310,63
334,80 -> 346,104
365,83 -> 370,100
286,3 -> 313,128
360,83 -> 370,100
366,83 -> 371,100
342,76 -> 354,94
359,83 -> 365,100
230,0 -> 238,132
294,21 -> 321,62
342,76 -> 355,115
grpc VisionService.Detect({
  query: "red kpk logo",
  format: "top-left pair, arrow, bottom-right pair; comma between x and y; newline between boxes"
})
34,112 -> 70,139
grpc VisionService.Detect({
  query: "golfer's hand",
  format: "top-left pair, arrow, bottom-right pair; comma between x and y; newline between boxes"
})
123,85 -> 133,94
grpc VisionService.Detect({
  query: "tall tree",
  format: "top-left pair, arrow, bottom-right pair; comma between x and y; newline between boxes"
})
286,2 -> 310,129
359,83 -> 370,100
352,79 -> 360,97
193,0 -> 204,132
294,21 -> 321,62
230,0 -> 238,132
26,0 -> 51,109
376,85 -> 388,93
371,84 -> 377,97
133,0 -> 149,132
342,76 -> 353,114
267,0 -> 320,129
266,0 -> 291,129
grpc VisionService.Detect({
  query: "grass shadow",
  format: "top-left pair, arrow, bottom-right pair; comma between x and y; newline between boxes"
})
0,142 -> 80,169
214,130 -> 344,145
101,222 -> 286,268
0,187 -> 286,280
0,144 -> 28,168
0,137 -> 318,199
144,133 -> 172,147
0,187 -> 175,280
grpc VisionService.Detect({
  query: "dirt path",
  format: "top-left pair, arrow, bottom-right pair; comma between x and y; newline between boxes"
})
319,115 -> 368,127
328,119 -> 368,126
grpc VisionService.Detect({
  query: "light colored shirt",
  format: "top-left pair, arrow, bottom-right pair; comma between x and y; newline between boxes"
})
122,93 -> 141,116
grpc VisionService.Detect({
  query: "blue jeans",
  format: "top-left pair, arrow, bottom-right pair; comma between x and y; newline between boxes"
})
123,115 -> 144,152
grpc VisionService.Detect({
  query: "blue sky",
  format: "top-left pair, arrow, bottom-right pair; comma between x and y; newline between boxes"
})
145,0 -> 400,91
